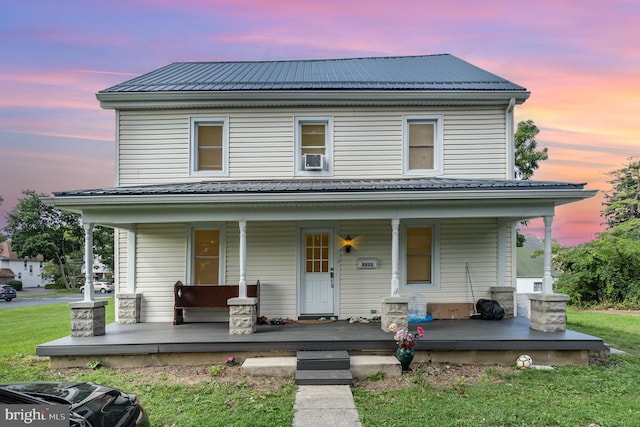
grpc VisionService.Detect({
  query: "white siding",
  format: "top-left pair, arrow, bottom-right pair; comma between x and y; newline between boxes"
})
114,218 -> 511,321
135,224 -> 187,322
117,107 -> 507,185
437,219 -> 499,303
225,221 -> 298,319
338,220 -> 391,318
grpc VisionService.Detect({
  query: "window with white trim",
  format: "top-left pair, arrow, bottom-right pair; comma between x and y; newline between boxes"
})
295,117 -> 333,175
191,229 -> 222,286
403,223 -> 439,288
533,281 -> 542,292
403,115 -> 442,175
190,117 -> 228,176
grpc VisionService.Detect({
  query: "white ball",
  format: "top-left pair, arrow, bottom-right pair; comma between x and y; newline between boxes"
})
516,354 -> 532,369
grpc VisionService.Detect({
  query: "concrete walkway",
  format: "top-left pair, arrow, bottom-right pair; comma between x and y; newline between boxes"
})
293,385 -> 362,427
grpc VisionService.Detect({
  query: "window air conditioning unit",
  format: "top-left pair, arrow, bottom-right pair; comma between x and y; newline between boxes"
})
304,154 -> 325,171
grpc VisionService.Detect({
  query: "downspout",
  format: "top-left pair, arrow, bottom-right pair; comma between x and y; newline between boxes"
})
506,97 -> 516,180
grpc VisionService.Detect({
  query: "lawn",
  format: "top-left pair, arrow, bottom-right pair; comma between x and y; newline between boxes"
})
1,303 -> 639,426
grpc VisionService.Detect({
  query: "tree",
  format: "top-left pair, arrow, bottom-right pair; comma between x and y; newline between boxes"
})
553,218 -> 640,306
514,119 -> 549,180
4,190 -> 84,289
93,226 -> 114,273
602,157 -> 640,228
514,119 -> 549,246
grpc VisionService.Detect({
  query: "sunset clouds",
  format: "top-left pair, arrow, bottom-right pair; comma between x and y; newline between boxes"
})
1,0 -> 638,245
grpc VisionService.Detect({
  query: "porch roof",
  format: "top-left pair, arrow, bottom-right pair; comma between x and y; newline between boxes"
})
46,177 -> 597,227
54,177 -> 588,197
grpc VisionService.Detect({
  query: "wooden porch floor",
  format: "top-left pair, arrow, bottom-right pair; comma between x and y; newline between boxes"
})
37,317 -> 604,359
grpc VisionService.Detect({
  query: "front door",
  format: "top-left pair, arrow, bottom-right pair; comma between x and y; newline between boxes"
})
301,230 -> 334,315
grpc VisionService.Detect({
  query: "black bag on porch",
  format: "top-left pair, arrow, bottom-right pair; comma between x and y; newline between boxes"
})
476,299 -> 505,320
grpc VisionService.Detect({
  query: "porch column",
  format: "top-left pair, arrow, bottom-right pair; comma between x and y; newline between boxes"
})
238,220 -> 247,298
69,221 -> 107,337
228,220 -> 257,335
390,219 -> 400,295
83,222 -> 94,302
381,219 -> 409,332
542,216 -> 554,294
117,229 -> 142,324
529,215 -> 570,332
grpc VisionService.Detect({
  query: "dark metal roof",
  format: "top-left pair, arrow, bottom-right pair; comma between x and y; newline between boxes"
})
100,54 -> 526,93
54,178 -> 585,197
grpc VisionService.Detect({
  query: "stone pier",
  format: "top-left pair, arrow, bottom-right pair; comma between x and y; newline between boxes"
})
117,293 -> 142,324
381,296 -> 409,332
69,300 -> 107,337
490,286 -> 516,318
529,293 -> 570,332
228,297 -> 258,335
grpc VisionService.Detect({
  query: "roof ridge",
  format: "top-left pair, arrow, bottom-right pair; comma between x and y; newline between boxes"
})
168,54 -> 453,66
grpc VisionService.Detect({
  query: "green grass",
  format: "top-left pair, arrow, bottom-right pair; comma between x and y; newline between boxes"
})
0,302 -> 295,426
567,308 -> 640,356
354,308 -> 640,426
2,304 -> 639,426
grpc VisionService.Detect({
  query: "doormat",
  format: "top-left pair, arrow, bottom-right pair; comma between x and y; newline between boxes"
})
296,319 -> 334,324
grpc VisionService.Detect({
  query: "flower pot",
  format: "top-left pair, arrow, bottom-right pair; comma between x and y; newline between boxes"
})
396,347 -> 414,372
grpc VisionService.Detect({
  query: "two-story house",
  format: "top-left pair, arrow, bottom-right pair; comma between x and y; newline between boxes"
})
0,241 -> 46,288
49,54 -> 595,333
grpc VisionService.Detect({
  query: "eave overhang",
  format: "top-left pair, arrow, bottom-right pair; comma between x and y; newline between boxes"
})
46,178 -> 597,228
96,89 -> 530,110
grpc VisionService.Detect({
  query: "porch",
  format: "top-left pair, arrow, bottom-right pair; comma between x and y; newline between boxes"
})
37,317 -> 605,369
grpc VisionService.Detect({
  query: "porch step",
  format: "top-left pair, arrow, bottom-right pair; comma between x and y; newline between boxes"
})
295,369 -> 353,385
295,350 -> 353,385
296,350 -> 350,370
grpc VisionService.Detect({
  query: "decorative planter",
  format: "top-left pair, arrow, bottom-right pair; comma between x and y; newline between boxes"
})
396,347 -> 415,372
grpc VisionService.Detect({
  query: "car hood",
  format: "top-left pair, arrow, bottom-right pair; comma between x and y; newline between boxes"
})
2,382 -> 147,427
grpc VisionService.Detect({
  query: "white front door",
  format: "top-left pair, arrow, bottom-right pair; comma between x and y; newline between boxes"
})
301,230 -> 334,315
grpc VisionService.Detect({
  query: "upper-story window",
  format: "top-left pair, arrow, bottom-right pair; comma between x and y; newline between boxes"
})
295,117 -> 333,176
190,117 -> 229,176
403,115 -> 443,175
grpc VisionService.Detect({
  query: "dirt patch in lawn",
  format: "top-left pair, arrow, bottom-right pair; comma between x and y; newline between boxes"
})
67,362 -> 513,394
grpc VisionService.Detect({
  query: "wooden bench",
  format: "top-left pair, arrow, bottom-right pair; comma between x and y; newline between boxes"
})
173,281 -> 260,325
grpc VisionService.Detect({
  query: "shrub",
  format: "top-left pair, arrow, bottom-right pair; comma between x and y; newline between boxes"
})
7,280 -> 22,291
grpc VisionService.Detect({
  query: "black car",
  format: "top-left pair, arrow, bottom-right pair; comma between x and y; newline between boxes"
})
1,285 -> 16,301
0,382 -> 149,426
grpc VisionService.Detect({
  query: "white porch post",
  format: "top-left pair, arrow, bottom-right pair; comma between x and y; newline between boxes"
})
529,214 -> 570,332
238,220 -> 247,298
390,218 -> 400,295
381,218 -> 408,332
83,222 -> 94,302
69,220 -> 107,337
228,219 -> 257,335
118,229 -> 142,324
543,215 -> 554,294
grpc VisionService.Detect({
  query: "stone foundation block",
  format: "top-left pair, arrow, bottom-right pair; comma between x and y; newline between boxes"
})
228,297 -> 258,335
381,296 -> 409,332
528,293 -> 569,332
117,293 -> 141,324
490,286 -> 516,318
69,300 -> 108,337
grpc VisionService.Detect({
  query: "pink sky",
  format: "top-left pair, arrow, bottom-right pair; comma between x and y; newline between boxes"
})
1,0 -> 638,246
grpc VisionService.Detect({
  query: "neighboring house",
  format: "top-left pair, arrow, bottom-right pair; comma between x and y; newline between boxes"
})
49,54 -> 596,326
515,247 -> 559,318
0,241 -> 46,288
81,256 -> 113,282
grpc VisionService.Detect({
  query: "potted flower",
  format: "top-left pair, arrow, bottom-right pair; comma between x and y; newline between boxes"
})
389,323 -> 424,371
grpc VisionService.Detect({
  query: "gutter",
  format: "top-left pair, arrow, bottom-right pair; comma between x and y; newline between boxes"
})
96,90 -> 531,110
